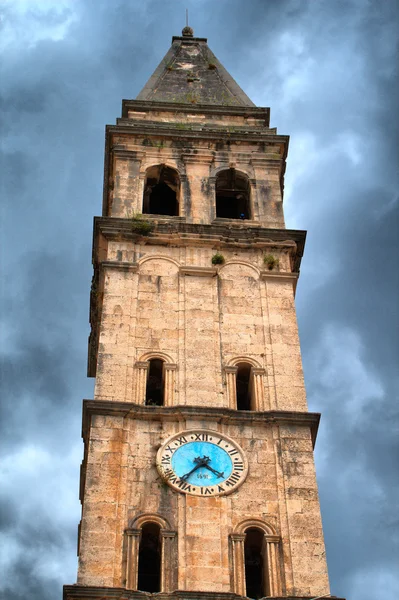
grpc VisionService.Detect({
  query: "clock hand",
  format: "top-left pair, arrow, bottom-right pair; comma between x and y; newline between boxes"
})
203,464 -> 224,478
181,456 -> 211,481
181,463 -> 202,481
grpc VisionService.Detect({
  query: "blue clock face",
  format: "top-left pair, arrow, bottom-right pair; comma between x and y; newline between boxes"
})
157,430 -> 248,496
171,441 -> 233,486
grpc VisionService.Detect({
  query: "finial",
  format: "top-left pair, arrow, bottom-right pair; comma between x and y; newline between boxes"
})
182,8 -> 193,37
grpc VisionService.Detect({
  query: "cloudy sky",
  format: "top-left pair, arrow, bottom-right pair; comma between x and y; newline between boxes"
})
1,0 -> 398,598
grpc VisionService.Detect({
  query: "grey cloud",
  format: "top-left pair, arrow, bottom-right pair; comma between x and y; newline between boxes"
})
1,1 -> 398,598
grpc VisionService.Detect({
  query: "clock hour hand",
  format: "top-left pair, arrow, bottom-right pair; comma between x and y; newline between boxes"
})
203,464 -> 224,478
181,455 -> 210,481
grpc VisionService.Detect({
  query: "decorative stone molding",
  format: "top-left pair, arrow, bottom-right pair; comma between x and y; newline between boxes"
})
134,361 -> 149,404
82,400 -> 322,448
179,266 -> 217,277
160,530 -> 177,592
260,270 -> 298,282
230,533 -> 246,596
125,528 -> 141,590
163,363 -> 177,407
63,586 -> 347,600
101,261 -> 138,273
112,149 -> 146,162
224,366 -> 237,410
251,367 -> 266,412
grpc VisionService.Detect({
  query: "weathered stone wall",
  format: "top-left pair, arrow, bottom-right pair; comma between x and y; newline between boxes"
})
77,415 -> 329,596
94,243 -> 306,413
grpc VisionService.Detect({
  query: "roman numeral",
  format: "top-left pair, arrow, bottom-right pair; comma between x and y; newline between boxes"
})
175,436 -> 188,446
200,487 -> 213,495
225,472 -> 241,487
228,448 -> 238,456
177,480 -> 191,492
217,485 -> 225,492
234,461 -> 244,471
194,433 -> 209,441
165,444 -> 175,454
161,455 -> 171,464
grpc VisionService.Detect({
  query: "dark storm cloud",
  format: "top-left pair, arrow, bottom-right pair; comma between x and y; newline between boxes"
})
1,1 -> 398,599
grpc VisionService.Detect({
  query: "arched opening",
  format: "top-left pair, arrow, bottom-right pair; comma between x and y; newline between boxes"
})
236,363 -> 252,411
244,528 -> 267,599
143,165 -> 180,216
215,168 -> 251,220
145,359 -> 164,406
137,523 -> 161,593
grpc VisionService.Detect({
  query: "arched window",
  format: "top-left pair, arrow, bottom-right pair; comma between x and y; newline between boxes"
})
231,520 -> 282,597
125,514 -> 177,593
145,359 -> 164,406
215,168 -> 251,220
135,354 -> 177,406
143,165 -> 180,216
137,523 -> 161,593
236,363 -> 253,411
244,528 -> 268,599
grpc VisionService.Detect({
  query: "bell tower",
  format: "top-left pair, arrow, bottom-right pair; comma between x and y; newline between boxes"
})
64,28 -> 345,600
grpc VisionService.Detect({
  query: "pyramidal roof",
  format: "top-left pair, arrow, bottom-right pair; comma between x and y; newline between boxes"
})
137,28 -> 255,107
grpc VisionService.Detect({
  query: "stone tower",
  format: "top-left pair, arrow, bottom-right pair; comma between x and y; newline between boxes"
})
64,28 -> 344,600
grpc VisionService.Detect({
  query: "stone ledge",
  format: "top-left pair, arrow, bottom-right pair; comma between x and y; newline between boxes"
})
121,100 -> 270,122
102,261 -> 138,272
81,401 -> 320,448
179,266 -> 218,277
63,585 -> 345,600
93,218 -> 306,270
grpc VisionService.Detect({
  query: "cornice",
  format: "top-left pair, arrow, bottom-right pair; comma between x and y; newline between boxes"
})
107,123 -> 287,146
81,400 -> 321,448
93,217 -> 306,271
121,99 -> 270,122
64,587 -> 346,600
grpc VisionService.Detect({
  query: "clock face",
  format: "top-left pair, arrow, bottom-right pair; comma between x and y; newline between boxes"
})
156,429 -> 248,496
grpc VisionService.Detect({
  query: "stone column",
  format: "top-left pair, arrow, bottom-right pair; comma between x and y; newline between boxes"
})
125,528 -> 141,590
224,366 -> 238,409
179,174 -> 187,219
208,176 -> 216,221
252,367 -> 266,411
231,533 -> 246,596
265,535 -> 282,596
182,152 -> 214,223
134,361 -> 149,404
138,171 -> 146,214
163,363 -> 177,407
160,530 -> 177,592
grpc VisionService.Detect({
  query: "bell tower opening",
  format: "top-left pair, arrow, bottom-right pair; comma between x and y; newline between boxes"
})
143,164 -> 179,216
244,528 -> 266,599
137,523 -> 161,593
216,168 -> 251,219
236,363 -> 252,411
145,359 -> 164,406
